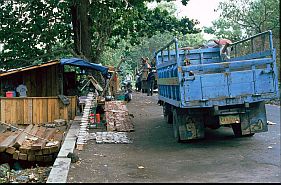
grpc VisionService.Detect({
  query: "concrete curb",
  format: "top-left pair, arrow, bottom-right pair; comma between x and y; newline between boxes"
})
46,158 -> 71,183
46,118 -> 80,183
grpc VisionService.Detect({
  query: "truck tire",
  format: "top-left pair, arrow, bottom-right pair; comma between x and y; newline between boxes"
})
231,123 -> 242,137
166,114 -> 173,124
207,124 -> 221,130
231,123 -> 255,137
172,109 -> 182,143
163,104 -> 173,124
243,133 -> 255,137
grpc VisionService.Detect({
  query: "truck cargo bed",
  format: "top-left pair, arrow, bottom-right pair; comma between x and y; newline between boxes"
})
156,31 -> 279,108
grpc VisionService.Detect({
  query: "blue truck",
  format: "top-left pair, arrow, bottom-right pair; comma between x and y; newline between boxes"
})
155,30 -> 279,142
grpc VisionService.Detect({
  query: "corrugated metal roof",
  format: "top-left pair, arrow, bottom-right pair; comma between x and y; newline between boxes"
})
0,60 -> 60,77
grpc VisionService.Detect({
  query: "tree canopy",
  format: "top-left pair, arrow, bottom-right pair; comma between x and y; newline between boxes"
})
0,0 -> 200,69
100,30 -> 205,78
204,0 -> 280,41
203,0 -> 279,77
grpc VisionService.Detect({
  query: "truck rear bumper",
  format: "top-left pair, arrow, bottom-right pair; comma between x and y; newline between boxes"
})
212,101 -> 268,135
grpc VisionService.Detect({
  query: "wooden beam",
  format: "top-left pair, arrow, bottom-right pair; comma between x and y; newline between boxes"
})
0,131 -> 21,152
19,125 -> 39,153
27,154 -> 36,161
6,146 -> 17,154
31,126 -> 47,150
19,153 -> 28,160
13,124 -> 33,149
35,155 -> 44,161
43,154 -> 54,162
13,150 -> 20,160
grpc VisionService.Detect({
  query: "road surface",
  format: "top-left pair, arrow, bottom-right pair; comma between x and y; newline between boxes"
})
67,92 -> 280,183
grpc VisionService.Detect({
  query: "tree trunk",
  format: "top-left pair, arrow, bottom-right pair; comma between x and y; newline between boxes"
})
70,1 -> 81,55
79,0 -> 92,61
71,0 -> 92,61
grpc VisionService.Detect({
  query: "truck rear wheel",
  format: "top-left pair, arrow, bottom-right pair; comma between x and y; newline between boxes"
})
163,104 -> 173,124
243,133 -> 255,137
207,124 -> 220,130
232,123 -> 255,137
231,123 -> 242,137
165,113 -> 173,124
172,109 -> 182,143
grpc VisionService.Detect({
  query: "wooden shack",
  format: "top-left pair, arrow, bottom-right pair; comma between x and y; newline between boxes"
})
0,60 -> 62,97
0,60 -> 77,125
0,58 -> 110,126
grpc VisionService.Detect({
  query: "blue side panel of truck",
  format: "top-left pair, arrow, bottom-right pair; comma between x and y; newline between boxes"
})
155,31 -> 279,109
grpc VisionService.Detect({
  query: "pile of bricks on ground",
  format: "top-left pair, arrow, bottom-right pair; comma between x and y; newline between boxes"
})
0,124 -> 65,162
104,101 -> 134,132
89,132 -> 132,144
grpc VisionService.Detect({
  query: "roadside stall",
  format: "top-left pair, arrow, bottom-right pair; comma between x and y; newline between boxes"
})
0,57 -> 109,162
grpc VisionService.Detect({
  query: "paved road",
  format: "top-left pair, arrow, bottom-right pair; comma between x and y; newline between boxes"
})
67,92 -> 280,183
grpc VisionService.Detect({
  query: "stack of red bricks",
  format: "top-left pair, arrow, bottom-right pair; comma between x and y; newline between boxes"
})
104,101 -> 134,132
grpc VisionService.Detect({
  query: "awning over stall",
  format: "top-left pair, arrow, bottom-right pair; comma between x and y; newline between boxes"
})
60,58 -> 108,75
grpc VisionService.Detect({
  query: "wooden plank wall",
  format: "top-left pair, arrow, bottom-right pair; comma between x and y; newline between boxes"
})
0,96 -> 77,125
0,64 -> 60,97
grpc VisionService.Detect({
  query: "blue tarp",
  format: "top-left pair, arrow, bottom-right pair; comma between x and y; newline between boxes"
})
60,58 -> 108,75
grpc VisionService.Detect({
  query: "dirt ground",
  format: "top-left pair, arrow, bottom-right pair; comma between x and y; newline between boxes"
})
67,91 -> 280,183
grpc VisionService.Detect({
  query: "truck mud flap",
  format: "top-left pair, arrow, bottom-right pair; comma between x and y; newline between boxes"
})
240,102 -> 268,135
173,109 -> 204,141
183,117 -> 205,140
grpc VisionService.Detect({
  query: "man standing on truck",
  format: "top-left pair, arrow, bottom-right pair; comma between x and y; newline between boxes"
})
214,39 -> 232,60
147,68 -> 155,96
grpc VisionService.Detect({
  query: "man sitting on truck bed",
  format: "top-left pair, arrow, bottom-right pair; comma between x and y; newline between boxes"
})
202,39 -> 232,60
214,39 -> 232,60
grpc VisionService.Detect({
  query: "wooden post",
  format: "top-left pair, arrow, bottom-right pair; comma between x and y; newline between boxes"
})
58,65 -> 64,95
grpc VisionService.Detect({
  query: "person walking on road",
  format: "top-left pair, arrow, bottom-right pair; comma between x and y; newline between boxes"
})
125,73 -> 132,83
135,72 -> 142,92
147,68 -> 155,96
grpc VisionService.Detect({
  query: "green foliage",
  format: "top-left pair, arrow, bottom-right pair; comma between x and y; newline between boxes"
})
99,0 -> 202,75
154,1 -> 177,15
0,0 -> 72,69
204,0 -> 280,79
0,0 -> 199,70
100,31 -> 205,75
204,0 -> 280,40
217,0 -> 279,35
203,19 -> 243,41
104,0 -> 200,47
